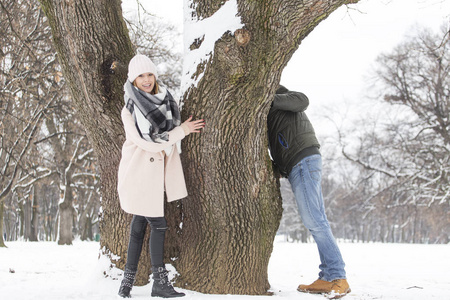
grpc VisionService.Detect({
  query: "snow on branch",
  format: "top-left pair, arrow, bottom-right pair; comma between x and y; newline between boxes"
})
181,0 -> 243,94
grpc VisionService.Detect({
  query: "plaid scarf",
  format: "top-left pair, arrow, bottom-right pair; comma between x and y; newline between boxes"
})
124,80 -> 181,142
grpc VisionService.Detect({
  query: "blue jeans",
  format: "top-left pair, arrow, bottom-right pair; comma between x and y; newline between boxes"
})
288,154 -> 346,281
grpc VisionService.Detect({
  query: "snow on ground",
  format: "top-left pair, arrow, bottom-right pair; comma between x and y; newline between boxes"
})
1,237 -> 449,300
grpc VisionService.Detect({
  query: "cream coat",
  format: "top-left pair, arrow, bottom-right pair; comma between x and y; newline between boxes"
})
118,107 -> 188,217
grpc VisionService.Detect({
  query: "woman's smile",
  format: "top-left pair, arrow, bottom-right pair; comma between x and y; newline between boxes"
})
135,72 -> 155,93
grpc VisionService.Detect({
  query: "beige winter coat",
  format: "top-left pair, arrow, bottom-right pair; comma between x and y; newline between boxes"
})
117,107 -> 189,217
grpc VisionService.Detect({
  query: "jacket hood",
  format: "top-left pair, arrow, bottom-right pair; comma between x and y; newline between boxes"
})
276,85 -> 289,94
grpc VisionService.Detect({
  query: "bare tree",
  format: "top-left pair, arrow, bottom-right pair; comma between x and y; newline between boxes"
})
0,0 -> 59,247
1,0 -> 98,246
338,24 -> 450,243
277,178 -> 309,242
40,103 -> 93,244
366,24 -> 448,206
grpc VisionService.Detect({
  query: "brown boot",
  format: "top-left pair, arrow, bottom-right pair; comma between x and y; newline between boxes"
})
297,279 -> 333,294
328,279 -> 351,299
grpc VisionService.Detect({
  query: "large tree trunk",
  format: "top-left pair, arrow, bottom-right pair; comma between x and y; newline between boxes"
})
29,186 -> 39,242
38,0 -> 134,269
24,194 -> 31,240
58,200 -> 74,245
0,201 -> 5,247
39,0 -> 359,294
176,0 -> 359,294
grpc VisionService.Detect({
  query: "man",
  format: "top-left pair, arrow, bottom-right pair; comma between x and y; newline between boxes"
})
267,85 -> 351,299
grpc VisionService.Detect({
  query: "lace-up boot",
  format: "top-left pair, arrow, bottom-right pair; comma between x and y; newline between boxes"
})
298,279 -> 334,294
328,279 -> 351,299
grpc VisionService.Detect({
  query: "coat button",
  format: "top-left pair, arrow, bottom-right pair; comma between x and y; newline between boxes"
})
150,157 -> 154,162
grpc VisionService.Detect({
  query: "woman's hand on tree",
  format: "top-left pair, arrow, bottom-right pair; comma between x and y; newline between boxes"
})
182,116 -> 205,134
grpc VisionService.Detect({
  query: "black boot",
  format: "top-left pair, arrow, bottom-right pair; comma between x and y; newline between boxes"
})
151,266 -> 185,298
118,268 -> 137,298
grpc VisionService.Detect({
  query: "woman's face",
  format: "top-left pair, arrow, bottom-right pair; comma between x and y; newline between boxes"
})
134,72 -> 156,93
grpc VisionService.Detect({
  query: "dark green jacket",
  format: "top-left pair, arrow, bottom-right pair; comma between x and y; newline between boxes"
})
267,86 -> 320,176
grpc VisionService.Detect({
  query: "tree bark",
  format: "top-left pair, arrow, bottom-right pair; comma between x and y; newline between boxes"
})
58,200 -> 74,245
38,0 -> 134,271
176,0 -> 359,294
30,186 -> 39,242
0,202 -> 5,247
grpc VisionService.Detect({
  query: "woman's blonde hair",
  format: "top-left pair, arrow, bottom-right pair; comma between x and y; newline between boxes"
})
152,81 -> 160,94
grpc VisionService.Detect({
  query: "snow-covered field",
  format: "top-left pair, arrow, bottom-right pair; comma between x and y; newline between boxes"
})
1,237 -> 449,300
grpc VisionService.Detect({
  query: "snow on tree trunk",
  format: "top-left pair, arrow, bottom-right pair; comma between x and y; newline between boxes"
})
176,0 -> 359,294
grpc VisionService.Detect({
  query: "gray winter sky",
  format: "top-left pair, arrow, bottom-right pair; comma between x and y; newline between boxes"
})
122,0 -> 450,135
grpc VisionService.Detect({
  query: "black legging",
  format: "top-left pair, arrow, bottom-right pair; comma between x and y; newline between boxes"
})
125,215 -> 167,271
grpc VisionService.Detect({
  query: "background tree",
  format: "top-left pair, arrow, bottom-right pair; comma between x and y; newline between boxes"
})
1,0 -> 101,246
39,100 -> 98,245
336,24 -> 449,244
277,179 -> 308,243
37,0 -> 359,295
0,0 -> 56,247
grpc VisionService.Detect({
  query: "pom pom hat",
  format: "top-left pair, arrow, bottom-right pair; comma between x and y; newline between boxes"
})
127,54 -> 158,83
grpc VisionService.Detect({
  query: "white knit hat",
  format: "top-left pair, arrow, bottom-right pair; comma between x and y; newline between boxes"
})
127,54 -> 158,83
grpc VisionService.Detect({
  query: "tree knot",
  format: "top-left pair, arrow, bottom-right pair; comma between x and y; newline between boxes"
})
235,29 -> 251,47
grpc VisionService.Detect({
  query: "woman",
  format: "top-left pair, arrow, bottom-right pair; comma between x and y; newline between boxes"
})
117,54 -> 204,298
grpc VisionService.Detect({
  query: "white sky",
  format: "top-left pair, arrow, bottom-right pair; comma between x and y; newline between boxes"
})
282,0 -> 450,115
122,0 -> 450,134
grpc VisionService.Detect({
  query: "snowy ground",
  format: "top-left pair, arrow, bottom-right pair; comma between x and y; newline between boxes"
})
1,237 -> 449,300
